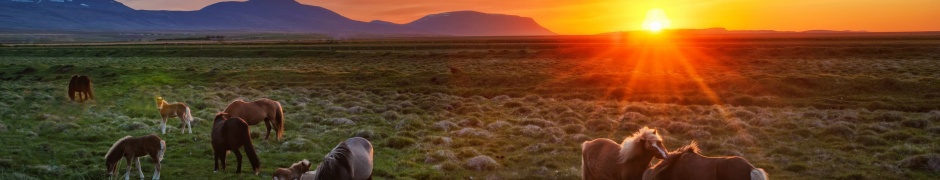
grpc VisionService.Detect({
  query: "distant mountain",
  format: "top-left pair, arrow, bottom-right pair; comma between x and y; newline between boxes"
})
0,0 -> 555,36
404,11 -> 556,36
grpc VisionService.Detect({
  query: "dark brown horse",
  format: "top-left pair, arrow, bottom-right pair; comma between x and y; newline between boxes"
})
223,99 -> 285,141
273,159 -> 311,180
105,134 -> 166,180
156,97 -> 193,134
68,75 -> 94,102
305,137 -> 374,180
582,127 -> 668,180
642,141 -> 769,180
212,113 -> 261,175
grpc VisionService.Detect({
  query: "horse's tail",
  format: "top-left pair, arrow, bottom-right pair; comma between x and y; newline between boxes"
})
242,123 -> 261,175
274,101 -> 284,141
750,168 -> 768,180
68,75 -> 77,101
84,76 -> 94,100
184,105 -> 193,123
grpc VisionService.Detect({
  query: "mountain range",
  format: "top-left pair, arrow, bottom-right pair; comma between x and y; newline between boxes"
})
0,0 -> 556,36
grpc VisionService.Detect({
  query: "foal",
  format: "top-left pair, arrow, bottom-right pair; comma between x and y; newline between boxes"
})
105,134 -> 166,180
643,141 -> 769,180
156,97 -> 193,134
582,127 -> 669,180
273,159 -> 312,180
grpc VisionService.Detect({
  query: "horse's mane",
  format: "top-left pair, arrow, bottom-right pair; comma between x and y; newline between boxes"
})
642,141 -> 700,180
619,126 -> 663,163
317,142 -> 352,177
105,136 -> 132,160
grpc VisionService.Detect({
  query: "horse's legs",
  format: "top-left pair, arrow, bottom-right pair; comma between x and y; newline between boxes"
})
124,157 -> 132,180
152,158 -> 161,180
214,150 -> 223,172
161,117 -> 167,134
264,120 -> 273,140
136,157 -> 145,179
233,149 -> 243,174
179,117 -> 185,134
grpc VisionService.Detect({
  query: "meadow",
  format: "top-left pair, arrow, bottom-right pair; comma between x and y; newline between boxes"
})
1,33 -> 939,179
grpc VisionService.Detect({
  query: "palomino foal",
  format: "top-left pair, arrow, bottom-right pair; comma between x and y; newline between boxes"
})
582,126 -> 669,180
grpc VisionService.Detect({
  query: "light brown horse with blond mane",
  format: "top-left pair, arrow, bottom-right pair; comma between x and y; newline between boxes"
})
582,127 -> 669,180
156,97 -> 193,134
642,141 -> 769,180
105,134 -> 166,180
222,98 -> 285,141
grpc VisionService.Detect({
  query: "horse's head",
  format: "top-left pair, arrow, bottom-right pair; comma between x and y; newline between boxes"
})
214,112 -> 229,122
156,97 -> 165,108
640,129 -> 668,159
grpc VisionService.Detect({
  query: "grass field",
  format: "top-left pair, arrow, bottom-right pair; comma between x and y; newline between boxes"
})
1,33 -> 939,179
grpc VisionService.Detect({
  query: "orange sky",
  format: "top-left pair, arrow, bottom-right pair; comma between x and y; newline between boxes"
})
117,0 -> 940,34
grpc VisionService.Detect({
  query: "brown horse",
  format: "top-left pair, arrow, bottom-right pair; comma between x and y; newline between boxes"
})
68,75 -> 94,102
582,126 -> 668,180
305,137 -> 374,180
156,97 -> 193,134
105,134 -> 166,180
273,159 -> 312,180
223,99 -> 285,141
642,141 -> 769,180
212,113 -> 261,175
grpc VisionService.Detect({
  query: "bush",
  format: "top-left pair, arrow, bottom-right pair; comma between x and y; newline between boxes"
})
453,128 -> 492,139
562,124 -> 585,134
873,111 -> 905,122
520,118 -> 555,127
381,111 -> 401,121
486,121 -> 511,131
520,125 -> 543,138
385,136 -> 416,149
425,150 -> 458,164
465,155 -> 501,171
432,121 -> 459,131
897,153 -> 940,172
900,119 -> 929,128
856,135 -> 888,146
584,119 -> 612,131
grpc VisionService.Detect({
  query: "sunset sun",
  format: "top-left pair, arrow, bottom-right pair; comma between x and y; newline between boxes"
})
642,8 -> 671,32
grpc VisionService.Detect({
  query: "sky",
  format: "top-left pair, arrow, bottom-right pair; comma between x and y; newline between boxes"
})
116,0 -> 940,35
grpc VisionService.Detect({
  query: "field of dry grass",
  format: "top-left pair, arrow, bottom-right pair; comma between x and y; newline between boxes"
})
1,34 -> 939,179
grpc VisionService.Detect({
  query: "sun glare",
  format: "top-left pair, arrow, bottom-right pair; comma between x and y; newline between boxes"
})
642,8 -> 671,32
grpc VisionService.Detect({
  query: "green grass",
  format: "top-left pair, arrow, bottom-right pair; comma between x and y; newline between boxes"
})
1,38 -> 939,179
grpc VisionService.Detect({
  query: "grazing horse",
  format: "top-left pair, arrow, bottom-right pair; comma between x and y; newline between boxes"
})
68,75 -> 94,102
582,127 -> 668,180
305,137 -> 374,180
273,159 -> 312,180
223,99 -> 285,141
642,141 -> 769,180
156,97 -> 193,134
105,134 -> 166,180
212,113 -> 261,174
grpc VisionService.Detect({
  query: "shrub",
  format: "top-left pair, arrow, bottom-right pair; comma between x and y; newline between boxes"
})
385,136 -> 416,149
432,121 -> 459,132
486,121 -> 512,131
453,128 -> 492,139
520,118 -> 555,127
329,118 -> 355,125
900,119 -> 929,128
568,134 -> 590,143
897,153 -> 940,172
280,138 -> 313,152
520,125 -> 543,138
584,119 -> 612,132
381,111 -> 401,121
562,124 -> 585,134
856,135 -> 888,146
465,155 -> 501,171
666,121 -> 693,133
457,118 -> 483,127
685,129 -> 711,139
425,150 -> 458,164
121,121 -> 149,131
873,111 -> 905,122
353,129 -> 376,140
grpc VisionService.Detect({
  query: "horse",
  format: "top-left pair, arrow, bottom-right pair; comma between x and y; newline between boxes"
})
156,97 -> 194,134
642,141 -> 769,180
105,134 -> 166,180
273,159 -> 312,180
581,126 -> 668,180
222,99 -> 285,141
68,75 -> 94,102
305,137 -> 374,180
212,113 -> 261,175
